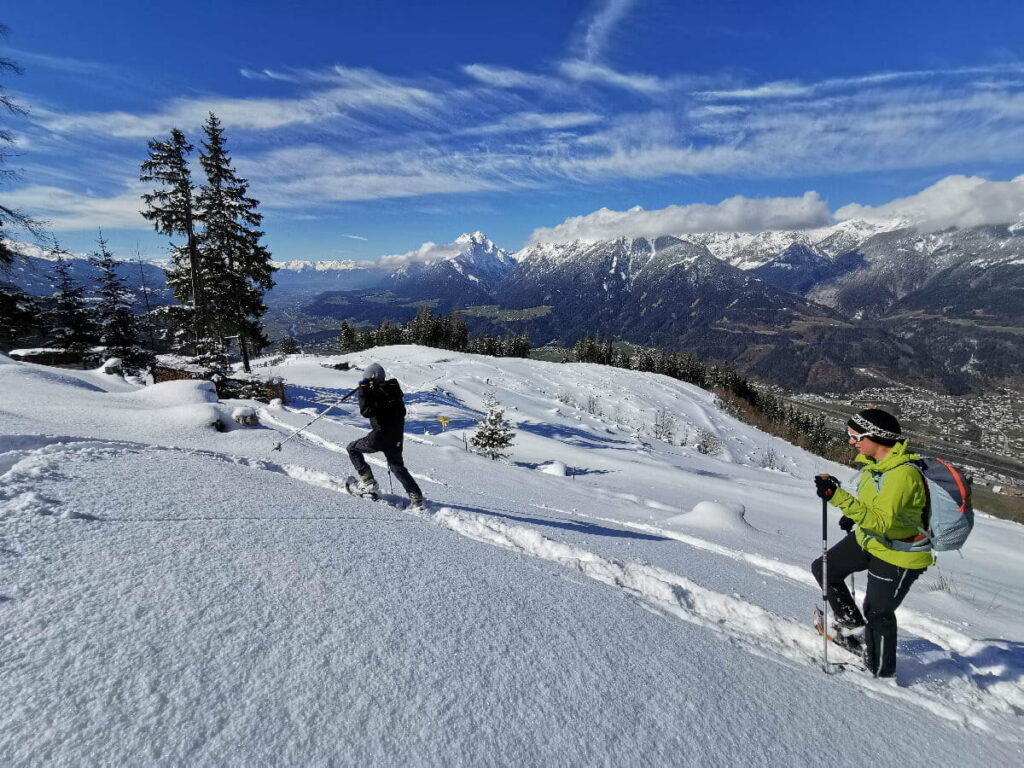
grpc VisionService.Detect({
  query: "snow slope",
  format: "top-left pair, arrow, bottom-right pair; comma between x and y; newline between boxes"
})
1,347 -> 1022,766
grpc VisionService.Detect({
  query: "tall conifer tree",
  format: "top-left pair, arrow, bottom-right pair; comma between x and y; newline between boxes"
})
196,113 -> 275,372
140,128 -> 208,354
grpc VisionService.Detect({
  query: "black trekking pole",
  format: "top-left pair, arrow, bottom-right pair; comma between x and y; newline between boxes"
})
821,495 -> 831,673
270,387 -> 357,452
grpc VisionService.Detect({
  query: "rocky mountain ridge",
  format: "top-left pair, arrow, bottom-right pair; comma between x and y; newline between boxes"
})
4,220 -> 1022,392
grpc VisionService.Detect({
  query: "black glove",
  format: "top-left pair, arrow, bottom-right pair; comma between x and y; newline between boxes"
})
814,474 -> 840,500
838,515 -> 855,532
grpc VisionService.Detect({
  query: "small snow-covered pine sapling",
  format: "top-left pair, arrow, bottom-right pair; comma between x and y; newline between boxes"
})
471,393 -> 515,460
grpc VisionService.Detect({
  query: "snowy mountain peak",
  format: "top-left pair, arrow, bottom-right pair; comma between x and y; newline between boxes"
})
455,231 -> 495,250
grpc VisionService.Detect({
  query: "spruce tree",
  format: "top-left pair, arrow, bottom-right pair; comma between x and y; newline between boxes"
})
0,283 -> 35,351
196,113 -> 276,373
339,321 -> 358,351
450,312 -> 469,351
140,128 -> 208,352
89,231 -> 146,369
46,247 -> 96,364
470,393 -> 515,460
278,336 -> 299,355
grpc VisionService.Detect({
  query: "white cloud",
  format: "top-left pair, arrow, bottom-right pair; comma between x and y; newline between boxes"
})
0,185 -> 147,231
835,174 -> 1024,232
529,192 -> 832,244
377,240 -> 464,269
343,234 -> 368,241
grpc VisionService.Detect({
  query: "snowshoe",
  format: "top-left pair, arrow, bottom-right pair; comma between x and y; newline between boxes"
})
345,475 -> 380,502
814,606 -> 865,655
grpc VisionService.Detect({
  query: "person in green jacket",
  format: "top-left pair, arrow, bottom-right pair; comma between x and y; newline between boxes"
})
811,408 -> 933,678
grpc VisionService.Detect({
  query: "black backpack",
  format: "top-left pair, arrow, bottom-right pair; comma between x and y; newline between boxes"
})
362,378 -> 406,426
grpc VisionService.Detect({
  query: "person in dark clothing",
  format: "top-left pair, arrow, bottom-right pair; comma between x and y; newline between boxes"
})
347,362 -> 424,510
811,408 -> 931,678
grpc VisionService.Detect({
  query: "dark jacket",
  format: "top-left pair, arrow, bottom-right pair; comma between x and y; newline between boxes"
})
358,378 -> 407,438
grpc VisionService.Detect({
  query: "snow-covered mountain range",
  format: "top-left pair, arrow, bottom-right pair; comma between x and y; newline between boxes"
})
5,219 -> 1024,392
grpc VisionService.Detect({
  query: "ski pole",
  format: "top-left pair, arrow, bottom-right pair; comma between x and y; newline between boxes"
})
270,387 -> 357,452
821,495 -> 830,673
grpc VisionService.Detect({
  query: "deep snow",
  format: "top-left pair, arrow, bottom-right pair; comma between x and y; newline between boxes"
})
1,346 -> 1021,766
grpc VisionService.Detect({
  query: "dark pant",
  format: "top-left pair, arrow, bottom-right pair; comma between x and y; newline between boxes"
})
347,432 -> 422,500
811,533 -> 925,678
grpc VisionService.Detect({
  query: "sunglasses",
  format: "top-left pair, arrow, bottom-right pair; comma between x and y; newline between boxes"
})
846,431 -> 869,443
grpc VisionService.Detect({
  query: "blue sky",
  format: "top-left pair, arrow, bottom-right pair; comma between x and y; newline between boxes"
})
3,0 -> 1024,261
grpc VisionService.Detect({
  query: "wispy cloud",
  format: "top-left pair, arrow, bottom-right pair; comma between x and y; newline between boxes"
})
462,64 -> 557,91
343,233 -> 368,240
697,63 -> 1024,101
0,47 -> 121,77
559,59 -> 667,94
0,184 -> 146,231
573,0 -> 638,63
239,145 -> 503,206
40,66 -> 440,138
529,192 -> 831,244
462,111 -> 602,135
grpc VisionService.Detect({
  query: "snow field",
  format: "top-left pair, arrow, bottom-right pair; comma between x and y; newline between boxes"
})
1,348 -> 1022,765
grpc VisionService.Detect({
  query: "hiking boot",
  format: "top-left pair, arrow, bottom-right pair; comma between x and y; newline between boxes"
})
355,475 -> 380,497
833,608 -> 865,631
832,623 -> 865,654
408,495 -> 425,511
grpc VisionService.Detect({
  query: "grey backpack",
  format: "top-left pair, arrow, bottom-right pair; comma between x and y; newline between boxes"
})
868,457 -> 974,553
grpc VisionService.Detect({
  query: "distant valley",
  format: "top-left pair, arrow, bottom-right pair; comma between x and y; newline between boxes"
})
7,221 -> 1024,394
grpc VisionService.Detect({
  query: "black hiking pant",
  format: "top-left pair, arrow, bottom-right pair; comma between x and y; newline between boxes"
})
811,533 -> 926,678
347,431 -> 422,500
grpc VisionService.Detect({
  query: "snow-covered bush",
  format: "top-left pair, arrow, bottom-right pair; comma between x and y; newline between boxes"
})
695,428 -> 723,456
651,408 -> 675,442
758,447 -> 780,470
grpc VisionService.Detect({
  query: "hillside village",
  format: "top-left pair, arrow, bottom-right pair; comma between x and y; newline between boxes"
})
792,386 -> 1024,491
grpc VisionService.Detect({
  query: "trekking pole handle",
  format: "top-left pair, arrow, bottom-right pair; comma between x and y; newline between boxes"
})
270,387 -> 358,452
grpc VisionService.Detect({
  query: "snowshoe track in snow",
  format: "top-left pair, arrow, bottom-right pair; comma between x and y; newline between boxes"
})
4,433 -> 1021,737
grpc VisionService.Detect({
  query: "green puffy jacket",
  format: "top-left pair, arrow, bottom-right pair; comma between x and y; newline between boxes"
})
829,441 -> 934,570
